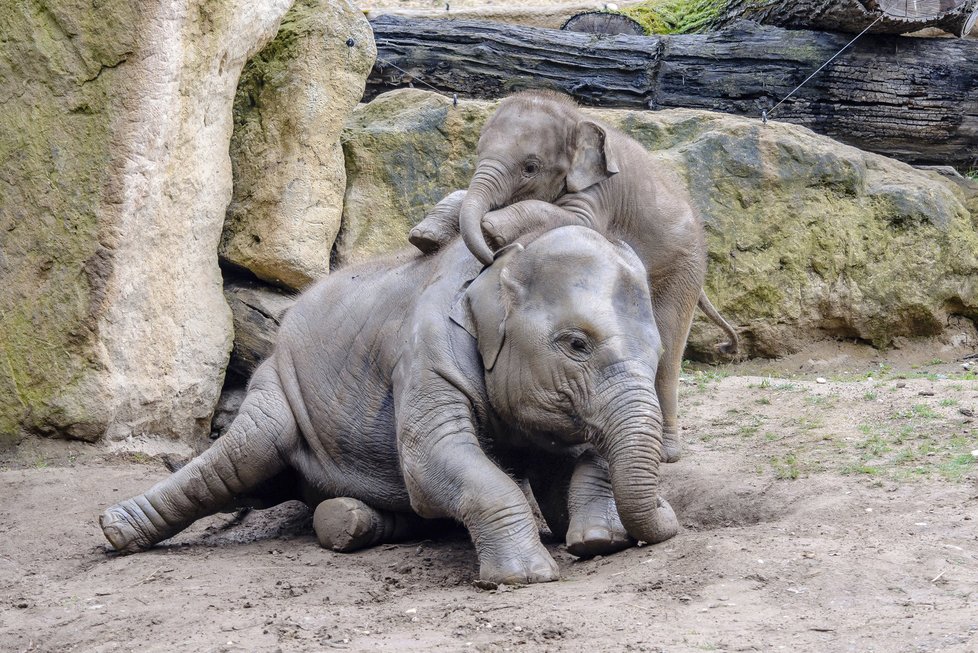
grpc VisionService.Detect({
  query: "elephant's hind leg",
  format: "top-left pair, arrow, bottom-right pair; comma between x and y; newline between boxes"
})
313,498 -> 433,552
100,363 -> 299,553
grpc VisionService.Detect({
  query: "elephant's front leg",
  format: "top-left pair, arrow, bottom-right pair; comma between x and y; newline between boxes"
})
529,452 -> 634,558
480,199 -> 597,249
408,189 -> 467,253
397,387 -> 558,584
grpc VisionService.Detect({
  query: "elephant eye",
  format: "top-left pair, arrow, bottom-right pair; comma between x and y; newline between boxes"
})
556,330 -> 593,361
523,160 -> 541,176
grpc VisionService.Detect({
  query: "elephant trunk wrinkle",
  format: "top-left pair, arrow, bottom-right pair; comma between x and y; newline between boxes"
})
586,377 -> 677,545
461,160 -> 514,265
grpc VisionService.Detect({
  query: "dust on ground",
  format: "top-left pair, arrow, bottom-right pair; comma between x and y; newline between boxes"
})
1,343 -> 977,653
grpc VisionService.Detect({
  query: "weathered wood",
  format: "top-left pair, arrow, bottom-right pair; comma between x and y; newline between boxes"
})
562,11 -> 646,34
224,280 -> 296,380
368,16 -> 978,167
714,0 -> 978,37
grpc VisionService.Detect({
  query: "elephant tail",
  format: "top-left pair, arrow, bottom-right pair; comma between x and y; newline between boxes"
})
697,290 -> 739,356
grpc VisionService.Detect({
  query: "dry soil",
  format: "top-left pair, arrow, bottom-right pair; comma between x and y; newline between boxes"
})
2,343 -> 976,653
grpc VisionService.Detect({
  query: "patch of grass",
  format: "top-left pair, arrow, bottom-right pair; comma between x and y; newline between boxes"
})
755,397 -> 772,405
771,453 -> 800,480
863,391 -> 878,401
939,454 -> 976,481
793,415 -> 825,431
804,394 -> 836,407
856,434 -> 890,457
895,403 -> 940,420
840,463 -> 880,476
939,398 -> 958,407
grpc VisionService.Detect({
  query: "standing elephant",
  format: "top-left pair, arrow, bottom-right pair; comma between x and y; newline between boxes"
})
100,225 -> 678,585
409,91 -> 737,463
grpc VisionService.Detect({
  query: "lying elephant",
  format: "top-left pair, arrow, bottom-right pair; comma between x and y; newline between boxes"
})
409,91 -> 738,463
99,225 -> 678,584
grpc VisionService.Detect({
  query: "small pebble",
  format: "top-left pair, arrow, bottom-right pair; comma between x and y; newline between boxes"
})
896,381 -> 907,388
816,377 -> 827,384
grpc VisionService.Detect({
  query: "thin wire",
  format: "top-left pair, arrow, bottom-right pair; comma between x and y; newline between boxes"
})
764,0 -> 963,119
765,13 -> 888,118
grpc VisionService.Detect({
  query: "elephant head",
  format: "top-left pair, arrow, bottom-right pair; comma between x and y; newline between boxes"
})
460,92 -> 620,266
451,226 -> 677,545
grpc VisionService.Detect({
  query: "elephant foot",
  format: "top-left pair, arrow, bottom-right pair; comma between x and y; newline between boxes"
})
313,497 -> 386,552
661,428 -> 682,463
565,501 -> 634,559
100,499 -> 154,554
478,540 -> 560,585
408,219 -> 452,255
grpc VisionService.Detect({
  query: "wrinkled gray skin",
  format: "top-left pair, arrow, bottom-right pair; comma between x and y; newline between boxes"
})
100,226 -> 678,585
409,91 -> 738,463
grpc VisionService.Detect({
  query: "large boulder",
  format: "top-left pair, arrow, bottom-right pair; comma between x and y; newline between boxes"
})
0,0 -> 293,448
220,0 -> 376,290
337,91 -> 489,266
341,89 -> 978,358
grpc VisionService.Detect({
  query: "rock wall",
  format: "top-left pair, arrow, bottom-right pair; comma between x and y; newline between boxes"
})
0,0 -> 294,448
340,89 -> 978,359
221,0 -> 376,290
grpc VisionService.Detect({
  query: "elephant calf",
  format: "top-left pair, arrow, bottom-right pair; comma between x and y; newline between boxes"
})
100,226 -> 678,584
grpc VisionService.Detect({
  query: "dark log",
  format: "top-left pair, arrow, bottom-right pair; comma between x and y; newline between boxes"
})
562,11 -> 646,34
367,16 -> 978,168
713,0 -> 978,37
224,280 -> 296,380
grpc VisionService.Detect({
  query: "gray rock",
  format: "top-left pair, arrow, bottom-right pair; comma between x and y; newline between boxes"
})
341,90 -> 978,359
0,0 -> 293,447
221,0 -> 376,290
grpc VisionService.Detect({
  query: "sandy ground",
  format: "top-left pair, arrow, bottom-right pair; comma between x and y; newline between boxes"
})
1,343 -> 976,652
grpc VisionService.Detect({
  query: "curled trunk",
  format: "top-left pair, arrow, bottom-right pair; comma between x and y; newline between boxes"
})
460,164 -> 513,265
588,369 -> 678,544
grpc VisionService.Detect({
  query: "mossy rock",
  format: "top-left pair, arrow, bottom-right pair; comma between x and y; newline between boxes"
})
342,90 -> 978,359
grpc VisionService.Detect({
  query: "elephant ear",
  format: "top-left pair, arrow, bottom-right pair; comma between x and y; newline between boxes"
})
566,120 -> 620,193
449,244 -> 525,371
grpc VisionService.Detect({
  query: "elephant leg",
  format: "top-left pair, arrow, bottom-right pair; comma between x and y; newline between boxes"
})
397,382 -> 558,584
313,498 -> 436,552
481,199 -> 593,250
652,272 -> 702,464
527,451 -> 633,558
99,363 -> 299,553
408,190 -> 466,254
565,452 -> 635,557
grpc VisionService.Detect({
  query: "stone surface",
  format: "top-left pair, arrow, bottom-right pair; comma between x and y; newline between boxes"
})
0,0 -> 293,448
337,90 -> 490,266
224,279 -> 296,380
341,89 -> 978,358
220,0 -> 376,291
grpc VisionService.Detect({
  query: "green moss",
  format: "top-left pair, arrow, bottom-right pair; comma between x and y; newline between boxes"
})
0,0 -> 133,445
339,90 -> 489,264
620,0 -> 727,34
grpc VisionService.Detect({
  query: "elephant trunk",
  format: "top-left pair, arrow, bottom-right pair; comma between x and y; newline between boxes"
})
589,365 -> 678,544
460,160 -> 513,266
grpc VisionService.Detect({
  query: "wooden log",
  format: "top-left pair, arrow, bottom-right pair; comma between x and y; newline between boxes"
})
713,0 -> 978,37
224,279 -> 296,380
562,11 -> 646,34
367,16 -> 978,167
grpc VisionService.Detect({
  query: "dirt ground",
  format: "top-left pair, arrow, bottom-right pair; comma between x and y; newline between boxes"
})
1,341 -> 976,653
